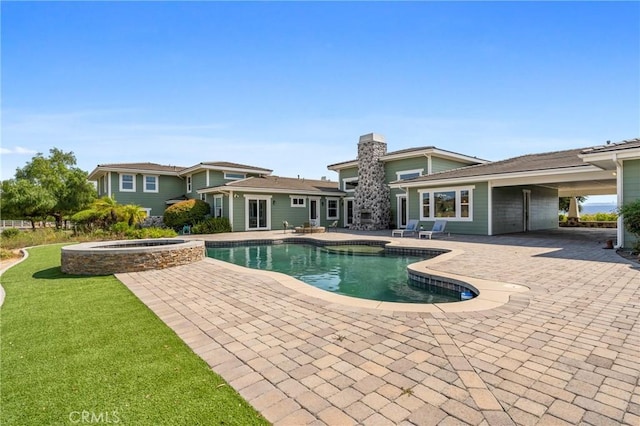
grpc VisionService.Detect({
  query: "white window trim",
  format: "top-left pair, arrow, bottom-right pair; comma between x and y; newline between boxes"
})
342,177 -> 358,192
142,208 -> 151,217
326,198 -> 339,220
186,175 -> 192,193
143,175 -> 159,193
119,173 -> 136,192
290,196 -> 306,207
224,172 -> 246,180
418,185 -> 475,222
396,168 -> 424,181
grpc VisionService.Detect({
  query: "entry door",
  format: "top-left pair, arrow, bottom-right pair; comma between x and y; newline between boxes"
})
309,199 -> 320,226
248,198 -> 269,230
397,196 -> 408,228
523,190 -> 531,232
344,199 -> 354,227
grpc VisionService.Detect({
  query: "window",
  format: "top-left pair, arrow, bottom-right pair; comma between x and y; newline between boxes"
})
224,172 -> 246,180
200,193 -> 206,201
213,195 -> 223,218
119,174 -> 135,192
326,198 -> 339,219
290,197 -> 306,207
343,177 -> 358,192
419,186 -> 474,221
396,169 -> 423,181
186,175 -> 192,193
144,175 -> 158,193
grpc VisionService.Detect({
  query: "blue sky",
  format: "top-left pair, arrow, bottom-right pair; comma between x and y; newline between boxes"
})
2,2 -> 638,203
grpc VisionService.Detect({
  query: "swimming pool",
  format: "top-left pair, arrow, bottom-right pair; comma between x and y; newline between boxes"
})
207,243 -> 461,303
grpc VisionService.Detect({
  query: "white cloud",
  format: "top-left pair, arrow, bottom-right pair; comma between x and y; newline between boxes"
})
0,146 -> 38,155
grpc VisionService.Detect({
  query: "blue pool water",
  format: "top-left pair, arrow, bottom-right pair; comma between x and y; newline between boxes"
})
207,244 -> 460,303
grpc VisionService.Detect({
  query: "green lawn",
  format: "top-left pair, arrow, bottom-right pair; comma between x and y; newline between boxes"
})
1,244 -> 268,425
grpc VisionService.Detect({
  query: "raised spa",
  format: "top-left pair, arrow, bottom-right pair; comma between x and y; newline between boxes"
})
61,239 -> 205,275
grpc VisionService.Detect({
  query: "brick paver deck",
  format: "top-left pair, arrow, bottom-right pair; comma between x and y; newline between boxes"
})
117,229 -> 639,425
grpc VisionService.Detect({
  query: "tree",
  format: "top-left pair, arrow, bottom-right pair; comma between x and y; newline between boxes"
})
120,204 -> 146,227
0,179 -> 56,230
13,148 -> 96,228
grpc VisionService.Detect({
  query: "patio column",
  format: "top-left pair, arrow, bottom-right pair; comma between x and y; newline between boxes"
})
568,196 -> 580,225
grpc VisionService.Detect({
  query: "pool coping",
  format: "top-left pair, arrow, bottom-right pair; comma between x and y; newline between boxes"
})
204,238 -> 531,313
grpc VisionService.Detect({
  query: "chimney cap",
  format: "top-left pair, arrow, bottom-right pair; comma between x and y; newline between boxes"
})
359,133 -> 386,144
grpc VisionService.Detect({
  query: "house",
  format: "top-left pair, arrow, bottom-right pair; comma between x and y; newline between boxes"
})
87,134 -> 639,249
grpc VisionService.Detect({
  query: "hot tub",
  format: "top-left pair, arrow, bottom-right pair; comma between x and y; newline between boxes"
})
61,239 -> 205,275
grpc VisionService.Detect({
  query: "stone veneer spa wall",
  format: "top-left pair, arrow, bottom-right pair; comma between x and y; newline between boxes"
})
351,133 -> 391,230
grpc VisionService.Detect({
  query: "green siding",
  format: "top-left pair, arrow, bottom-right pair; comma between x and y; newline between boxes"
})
406,182 -> 488,235
384,158 -> 428,183
191,172 -> 207,196
623,159 -> 640,249
431,158 -> 472,174
107,174 -> 185,216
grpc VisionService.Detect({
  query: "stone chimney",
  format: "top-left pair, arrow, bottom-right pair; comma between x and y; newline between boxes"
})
351,133 -> 390,230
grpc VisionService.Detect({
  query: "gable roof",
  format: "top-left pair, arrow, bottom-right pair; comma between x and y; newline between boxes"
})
198,175 -> 344,196
390,147 -> 593,187
580,138 -> 640,155
327,146 -> 487,171
178,161 -> 272,176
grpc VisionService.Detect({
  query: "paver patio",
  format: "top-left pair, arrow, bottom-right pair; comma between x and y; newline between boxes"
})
117,229 -> 639,425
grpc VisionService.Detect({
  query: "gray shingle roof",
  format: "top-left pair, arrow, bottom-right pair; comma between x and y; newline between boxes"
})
398,147 -> 589,184
198,161 -> 272,172
210,175 -> 342,194
95,162 -> 185,173
580,138 -> 640,154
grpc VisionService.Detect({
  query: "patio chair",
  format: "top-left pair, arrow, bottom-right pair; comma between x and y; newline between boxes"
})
418,220 -> 447,239
392,219 -> 419,237
328,220 -> 339,232
283,220 -> 294,234
182,225 -> 191,235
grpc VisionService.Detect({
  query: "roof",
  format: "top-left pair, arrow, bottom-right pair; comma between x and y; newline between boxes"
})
87,160 -> 272,181
178,161 -> 272,176
199,175 -> 344,195
580,138 -> 640,154
327,145 -> 487,170
392,147 -> 590,186
88,162 -> 185,179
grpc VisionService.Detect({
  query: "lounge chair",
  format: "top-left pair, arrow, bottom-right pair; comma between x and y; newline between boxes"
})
392,219 -> 419,237
419,220 -> 447,239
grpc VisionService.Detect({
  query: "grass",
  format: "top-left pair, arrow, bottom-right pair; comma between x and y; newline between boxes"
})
0,244 -> 268,425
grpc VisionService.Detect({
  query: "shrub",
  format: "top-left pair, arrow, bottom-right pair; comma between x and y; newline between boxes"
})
619,199 -> 640,252
124,227 -> 178,239
110,222 -> 132,237
580,212 -> 618,222
191,217 -> 232,234
1,228 -> 21,239
163,199 -> 210,230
